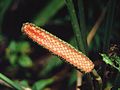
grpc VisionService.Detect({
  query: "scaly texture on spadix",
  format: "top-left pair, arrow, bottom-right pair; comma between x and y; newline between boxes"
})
22,23 -> 94,73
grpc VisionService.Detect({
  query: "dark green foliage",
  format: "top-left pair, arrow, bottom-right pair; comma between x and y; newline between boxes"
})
6,41 -> 33,67
0,0 -> 119,90
101,54 -> 120,72
32,78 -> 54,90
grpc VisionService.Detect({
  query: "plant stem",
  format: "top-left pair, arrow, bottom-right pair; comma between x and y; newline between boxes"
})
92,69 -> 102,90
87,7 -> 107,46
0,73 -> 23,90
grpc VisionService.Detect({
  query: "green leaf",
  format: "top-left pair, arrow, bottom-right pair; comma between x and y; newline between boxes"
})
65,0 -> 87,54
6,41 -> 32,67
18,55 -> 33,68
68,69 -> 77,86
7,41 -> 31,54
78,0 -> 88,52
8,41 -> 17,52
113,56 -> 120,65
69,37 -> 77,48
101,54 -> 120,72
9,54 -> 17,65
0,73 -> 23,90
104,82 -> 112,90
6,41 -> 18,65
40,56 -> 63,76
17,41 -> 31,54
33,0 -> 65,26
32,78 -> 54,90
16,80 -> 29,88
95,34 -> 101,49
101,54 -> 114,65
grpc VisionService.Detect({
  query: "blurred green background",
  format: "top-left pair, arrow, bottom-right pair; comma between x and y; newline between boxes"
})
0,0 -> 120,90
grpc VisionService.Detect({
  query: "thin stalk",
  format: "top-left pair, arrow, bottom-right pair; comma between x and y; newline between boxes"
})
87,6 -> 107,46
92,70 -> 102,90
87,6 -> 106,89
76,71 -> 83,90
87,0 -> 116,89
0,80 -> 12,88
0,73 -> 23,90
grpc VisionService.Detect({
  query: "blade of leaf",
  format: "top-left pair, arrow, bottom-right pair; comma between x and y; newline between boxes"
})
32,78 -> 54,90
101,54 -> 114,65
40,56 -> 63,76
65,0 -> 86,54
101,54 -> 120,72
0,73 -> 23,90
87,7 -> 106,46
78,0 -> 88,52
18,55 -> 33,68
33,0 -> 65,26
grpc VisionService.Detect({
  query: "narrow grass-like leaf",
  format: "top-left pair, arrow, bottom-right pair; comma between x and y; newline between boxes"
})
78,0 -> 88,52
33,0 -> 65,26
0,73 -> 23,90
40,56 -> 63,76
65,0 -> 86,54
32,78 -> 54,90
101,54 -> 114,66
87,7 -> 106,46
